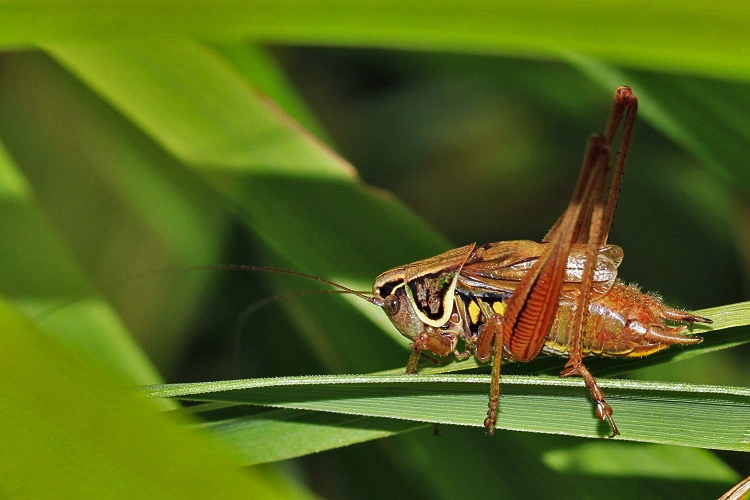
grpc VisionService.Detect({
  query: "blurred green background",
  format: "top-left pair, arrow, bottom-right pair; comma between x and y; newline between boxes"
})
0,2 -> 748,499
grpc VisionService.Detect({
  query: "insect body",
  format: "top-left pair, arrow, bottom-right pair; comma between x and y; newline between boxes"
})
372,87 -> 711,436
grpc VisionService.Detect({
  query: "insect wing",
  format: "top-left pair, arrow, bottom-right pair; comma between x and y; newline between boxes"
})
459,241 -> 622,301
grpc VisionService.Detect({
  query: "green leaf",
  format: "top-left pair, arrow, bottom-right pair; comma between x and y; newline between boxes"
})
541,442 -> 740,481
0,51 -> 230,376
0,1 -> 748,81
0,132 -> 164,386
143,370 -> 750,453
0,297 -> 312,499
212,43 -> 332,141
190,405 -> 426,465
566,52 -> 750,188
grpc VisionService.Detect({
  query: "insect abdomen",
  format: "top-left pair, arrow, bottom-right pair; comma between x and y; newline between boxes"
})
542,282 -> 699,358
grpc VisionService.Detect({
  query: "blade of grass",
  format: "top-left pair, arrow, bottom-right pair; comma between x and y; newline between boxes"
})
0,52 -> 230,373
212,43 -> 331,142
0,137 -> 164,386
0,297 -> 313,499
168,403 -> 742,497
3,1 -> 750,81
190,405 -> 427,465
565,52 -> 750,188
141,371 -> 750,451
541,442 -> 741,482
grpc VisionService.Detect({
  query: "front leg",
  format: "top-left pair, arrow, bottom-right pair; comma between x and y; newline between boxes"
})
405,329 -> 458,374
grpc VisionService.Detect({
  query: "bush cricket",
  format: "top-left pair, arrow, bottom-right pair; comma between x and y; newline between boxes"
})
369,86 -> 711,436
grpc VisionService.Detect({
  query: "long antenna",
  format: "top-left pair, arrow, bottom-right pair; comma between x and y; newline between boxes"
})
35,264 -> 384,322
229,288 -> 370,376
194,264 -> 384,307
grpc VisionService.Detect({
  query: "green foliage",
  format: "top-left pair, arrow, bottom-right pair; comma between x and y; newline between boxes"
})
0,298 -> 312,499
0,2 -> 748,499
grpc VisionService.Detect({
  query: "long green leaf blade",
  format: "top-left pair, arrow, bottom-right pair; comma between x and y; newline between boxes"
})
191,406 -> 426,465
142,371 -> 750,452
1,1 -> 749,81
0,297 -> 312,499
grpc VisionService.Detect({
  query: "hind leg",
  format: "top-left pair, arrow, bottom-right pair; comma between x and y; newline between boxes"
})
560,360 -> 619,437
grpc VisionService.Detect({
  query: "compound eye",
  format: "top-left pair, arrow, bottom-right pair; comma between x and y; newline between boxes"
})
383,295 -> 400,316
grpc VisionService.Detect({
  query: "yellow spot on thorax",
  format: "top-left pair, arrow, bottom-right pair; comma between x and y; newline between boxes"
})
492,301 -> 506,316
468,300 -> 481,324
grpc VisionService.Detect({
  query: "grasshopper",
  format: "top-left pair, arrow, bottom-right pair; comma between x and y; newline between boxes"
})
370,86 -> 711,436
204,86 -> 710,436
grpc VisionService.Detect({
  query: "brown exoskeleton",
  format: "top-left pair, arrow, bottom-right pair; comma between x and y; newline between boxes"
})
371,86 -> 711,436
